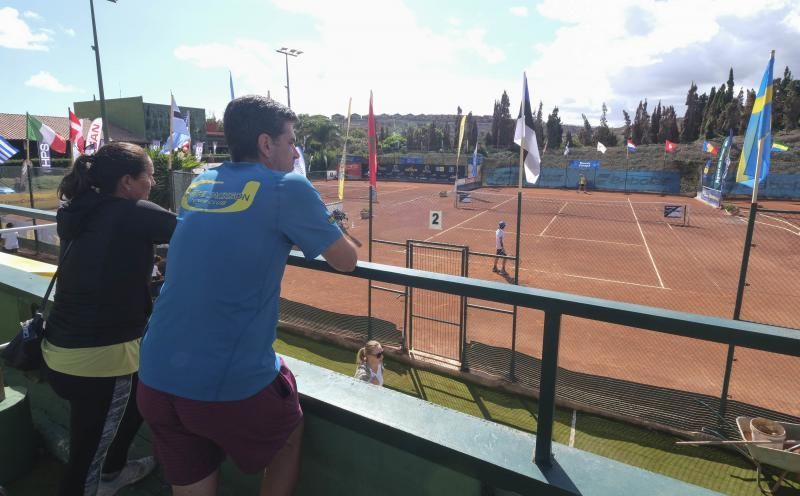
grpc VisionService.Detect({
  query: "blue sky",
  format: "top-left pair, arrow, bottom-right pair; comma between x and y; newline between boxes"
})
3,0 -> 799,126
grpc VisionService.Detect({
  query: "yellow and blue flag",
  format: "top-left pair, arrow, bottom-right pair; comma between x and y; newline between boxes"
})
736,52 -> 774,187
771,142 -> 788,152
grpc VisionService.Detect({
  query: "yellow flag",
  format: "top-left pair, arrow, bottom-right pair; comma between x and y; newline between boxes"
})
338,97 -> 352,201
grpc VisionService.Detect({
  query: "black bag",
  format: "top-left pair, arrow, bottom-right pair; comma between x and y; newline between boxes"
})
1,243 -> 72,371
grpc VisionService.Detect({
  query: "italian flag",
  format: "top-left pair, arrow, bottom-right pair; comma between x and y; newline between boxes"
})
26,113 -> 67,154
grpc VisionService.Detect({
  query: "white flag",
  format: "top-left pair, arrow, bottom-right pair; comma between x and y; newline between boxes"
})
596,142 -> 607,154
513,72 -> 540,184
293,146 -> 306,176
85,118 -> 104,155
194,142 -> 204,161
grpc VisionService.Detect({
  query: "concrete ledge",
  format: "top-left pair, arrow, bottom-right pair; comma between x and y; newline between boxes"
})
286,357 -> 720,496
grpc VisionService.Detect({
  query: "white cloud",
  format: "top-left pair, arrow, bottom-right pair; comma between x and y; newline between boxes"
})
25,71 -> 76,93
0,7 -> 50,50
22,10 -> 41,20
176,0 -> 507,116
510,6 -> 528,17
62,27 -> 76,37
527,0 -> 799,125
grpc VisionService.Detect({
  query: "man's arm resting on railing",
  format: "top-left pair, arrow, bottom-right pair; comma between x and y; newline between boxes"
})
322,236 -> 358,272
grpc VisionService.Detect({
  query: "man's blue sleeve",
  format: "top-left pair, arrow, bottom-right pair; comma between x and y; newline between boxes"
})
278,175 -> 343,260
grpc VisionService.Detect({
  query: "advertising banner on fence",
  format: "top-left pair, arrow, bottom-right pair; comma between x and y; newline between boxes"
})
345,163 -> 362,179
699,186 -> 722,208
569,160 -> 601,169
376,163 -> 463,183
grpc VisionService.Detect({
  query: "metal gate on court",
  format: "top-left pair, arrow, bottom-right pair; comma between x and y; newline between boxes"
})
405,240 -> 468,365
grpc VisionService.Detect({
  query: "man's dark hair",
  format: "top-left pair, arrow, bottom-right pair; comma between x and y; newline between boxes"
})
223,95 -> 298,162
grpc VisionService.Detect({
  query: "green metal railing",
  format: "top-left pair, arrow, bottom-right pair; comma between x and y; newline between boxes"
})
3,203 -> 800,467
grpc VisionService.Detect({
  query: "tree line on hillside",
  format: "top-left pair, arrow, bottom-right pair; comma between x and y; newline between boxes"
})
487,66 -> 800,151
286,65 -> 800,171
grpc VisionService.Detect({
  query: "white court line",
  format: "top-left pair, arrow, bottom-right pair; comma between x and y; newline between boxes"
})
760,212 -> 800,231
521,267 -> 668,290
538,202 -> 568,237
425,195 -> 517,242
539,234 -> 640,247
667,224 -> 723,292
455,227 -> 641,247
569,410 -> 577,447
391,250 -> 668,289
391,194 -> 444,207
629,198 -> 665,288
377,185 -> 424,196
756,217 -> 800,237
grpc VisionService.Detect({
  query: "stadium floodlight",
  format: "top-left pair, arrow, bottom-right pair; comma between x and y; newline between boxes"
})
276,47 -> 303,108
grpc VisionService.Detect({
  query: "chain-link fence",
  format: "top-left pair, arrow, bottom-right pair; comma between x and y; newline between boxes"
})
277,180 -> 800,435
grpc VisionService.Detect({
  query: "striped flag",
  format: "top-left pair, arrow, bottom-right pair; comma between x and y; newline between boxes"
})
69,109 -> 85,163
455,114 -> 467,169
26,113 -> 67,153
513,72 -> 540,184
737,52 -> 774,187
0,136 -> 20,164
367,91 -> 377,189
338,98 -> 352,201
714,130 -> 733,190
771,142 -> 788,152
626,140 -> 637,152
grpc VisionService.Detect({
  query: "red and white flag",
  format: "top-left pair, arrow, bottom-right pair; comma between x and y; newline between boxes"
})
367,91 -> 377,189
69,109 -> 85,156
665,140 -> 678,152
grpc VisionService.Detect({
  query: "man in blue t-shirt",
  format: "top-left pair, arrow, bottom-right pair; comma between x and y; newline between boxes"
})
137,95 -> 357,496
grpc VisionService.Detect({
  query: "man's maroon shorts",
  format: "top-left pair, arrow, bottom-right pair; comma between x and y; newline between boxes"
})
137,358 -> 303,486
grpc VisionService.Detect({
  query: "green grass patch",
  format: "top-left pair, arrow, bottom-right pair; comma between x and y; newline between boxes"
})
275,330 -> 800,495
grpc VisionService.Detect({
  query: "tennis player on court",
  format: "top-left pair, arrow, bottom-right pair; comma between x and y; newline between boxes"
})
492,221 -> 508,275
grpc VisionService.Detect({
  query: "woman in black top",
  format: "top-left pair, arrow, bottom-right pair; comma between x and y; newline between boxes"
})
43,142 -> 176,496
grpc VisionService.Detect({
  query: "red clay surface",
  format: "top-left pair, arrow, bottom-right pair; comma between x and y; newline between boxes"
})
281,180 -> 800,416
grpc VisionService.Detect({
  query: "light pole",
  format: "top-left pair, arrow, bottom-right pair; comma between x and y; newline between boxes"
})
276,47 -> 302,108
89,0 -> 116,141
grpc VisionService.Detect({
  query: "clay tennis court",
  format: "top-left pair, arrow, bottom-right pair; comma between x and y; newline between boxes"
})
278,180 -> 799,420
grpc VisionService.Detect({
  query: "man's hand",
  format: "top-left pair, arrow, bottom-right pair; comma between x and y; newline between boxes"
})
322,235 -> 358,272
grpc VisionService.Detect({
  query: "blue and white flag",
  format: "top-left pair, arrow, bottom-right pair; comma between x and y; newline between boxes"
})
292,145 -> 306,176
0,136 -> 20,164
469,142 -> 478,178
161,94 -> 191,154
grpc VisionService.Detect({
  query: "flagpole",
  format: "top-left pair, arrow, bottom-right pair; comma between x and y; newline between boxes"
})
625,146 -> 629,194
725,49 -> 775,421
168,92 -> 174,172
24,113 -> 40,252
517,128 -> 524,191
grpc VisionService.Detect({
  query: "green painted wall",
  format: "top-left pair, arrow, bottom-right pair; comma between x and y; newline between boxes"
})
0,291 -> 35,344
74,97 -> 147,140
73,97 -> 206,144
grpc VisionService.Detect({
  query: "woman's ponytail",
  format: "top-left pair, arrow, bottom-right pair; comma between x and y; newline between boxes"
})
57,142 -> 148,201
58,154 -> 94,201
